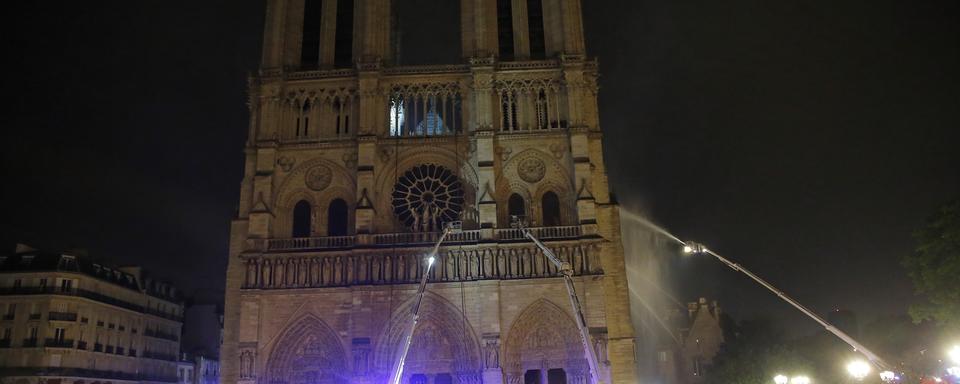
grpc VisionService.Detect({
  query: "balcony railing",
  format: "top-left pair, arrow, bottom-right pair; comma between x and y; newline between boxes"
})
93,343 -> 103,352
28,313 -> 41,320
0,287 -> 183,322
1,314 -> 13,321
22,338 -> 38,348
48,311 -> 78,322
261,226 -> 581,252
144,329 -> 179,342
0,339 -> 10,348
44,338 -> 74,348
77,341 -> 88,350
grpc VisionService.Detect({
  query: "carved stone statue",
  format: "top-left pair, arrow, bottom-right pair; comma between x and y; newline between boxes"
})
484,339 -> 500,369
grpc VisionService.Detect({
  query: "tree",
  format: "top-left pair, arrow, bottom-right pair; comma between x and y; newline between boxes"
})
706,319 -> 815,384
902,199 -> 960,331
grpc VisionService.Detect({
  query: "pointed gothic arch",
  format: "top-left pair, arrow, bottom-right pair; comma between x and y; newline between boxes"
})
504,299 -> 587,379
373,293 -> 482,381
264,315 -> 350,384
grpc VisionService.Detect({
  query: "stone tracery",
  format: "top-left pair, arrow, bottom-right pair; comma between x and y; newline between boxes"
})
264,315 -> 349,384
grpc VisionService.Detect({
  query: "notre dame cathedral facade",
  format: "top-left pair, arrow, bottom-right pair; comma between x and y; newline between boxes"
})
222,1 -> 639,383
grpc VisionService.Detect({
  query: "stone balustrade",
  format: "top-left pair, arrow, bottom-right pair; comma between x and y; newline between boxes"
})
241,240 -> 602,290
259,226 -> 582,253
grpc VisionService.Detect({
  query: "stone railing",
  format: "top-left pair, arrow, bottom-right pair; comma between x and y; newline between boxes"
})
494,225 -> 581,241
267,236 -> 356,251
260,226 -> 582,252
241,241 -> 603,290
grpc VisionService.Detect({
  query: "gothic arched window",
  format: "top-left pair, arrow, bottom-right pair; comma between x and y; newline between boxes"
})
541,191 -> 561,226
299,0 -> 323,69
334,0 -> 354,68
527,0 -> 546,59
292,200 -> 312,238
496,0 -> 515,60
508,193 -> 526,223
327,199 -> 349,236
299,100 -> 311,137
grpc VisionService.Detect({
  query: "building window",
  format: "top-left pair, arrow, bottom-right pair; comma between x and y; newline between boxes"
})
547,369 -> 567,384
333,0 -> 354,68
54,328 -> 66,342
541,191 -> 561,226
296,100 -> 312,138
300,0 -> 324,69
327,199 -> 349,236
508,193 -> 526,223
527,0 -> 546,59
28,326 -> 38,340
292,200 -> 312,238
496,0 -> 515,60
60,279 -> 73,292
12,279 -> 21,290
435,374 -> 453,384
409,374 -> 427,384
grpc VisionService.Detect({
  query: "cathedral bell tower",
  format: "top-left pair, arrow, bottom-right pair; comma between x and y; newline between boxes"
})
222,1 -> 639,383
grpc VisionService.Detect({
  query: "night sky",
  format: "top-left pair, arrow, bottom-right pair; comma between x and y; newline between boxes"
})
3,1 -> 957,334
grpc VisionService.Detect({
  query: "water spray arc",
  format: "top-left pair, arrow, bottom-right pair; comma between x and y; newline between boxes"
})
633,215 -> 891,371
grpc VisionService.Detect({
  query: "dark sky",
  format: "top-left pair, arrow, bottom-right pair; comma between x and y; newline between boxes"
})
2,0 -> 957,333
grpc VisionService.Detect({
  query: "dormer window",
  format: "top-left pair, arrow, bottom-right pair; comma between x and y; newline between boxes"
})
20,255 -> 34,266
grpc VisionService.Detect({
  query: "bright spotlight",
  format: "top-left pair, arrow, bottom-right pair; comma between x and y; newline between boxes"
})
950,345 -> 960,365
847,360 -> 872,381
947,366 -> 960,378
790,375 -> 811,384
427,256 -> 436,266
879,371 -> 896,382
683,245 -> 694,254
774,374 -> 789,384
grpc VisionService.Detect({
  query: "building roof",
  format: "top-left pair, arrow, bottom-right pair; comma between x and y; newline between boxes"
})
1,244 -> 182,303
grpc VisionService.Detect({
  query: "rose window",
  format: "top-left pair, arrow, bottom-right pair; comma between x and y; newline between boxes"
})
392,164 -> 464,232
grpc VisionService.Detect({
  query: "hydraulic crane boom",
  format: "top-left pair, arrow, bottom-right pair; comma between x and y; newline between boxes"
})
389,223 -> 460,384
519,224 -> 605,384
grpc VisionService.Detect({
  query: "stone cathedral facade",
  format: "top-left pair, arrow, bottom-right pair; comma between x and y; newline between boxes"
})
222,1 -> 639,383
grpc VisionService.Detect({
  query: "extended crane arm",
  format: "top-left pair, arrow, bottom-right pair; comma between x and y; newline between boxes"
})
522,228 -> 605,384
684,242 -> 890,370
389,224 -> 459,384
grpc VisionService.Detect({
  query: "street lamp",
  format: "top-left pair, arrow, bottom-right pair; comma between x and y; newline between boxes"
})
774,375 -> 789,384
791,375 -> 811,384
847,360 -> 872,381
